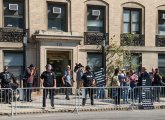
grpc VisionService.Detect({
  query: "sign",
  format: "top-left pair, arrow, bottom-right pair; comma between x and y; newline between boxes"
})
94,68 -> 105,87
141,74 -> 154,109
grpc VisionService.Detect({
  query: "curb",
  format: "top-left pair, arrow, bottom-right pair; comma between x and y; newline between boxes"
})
1,105 -> 165,116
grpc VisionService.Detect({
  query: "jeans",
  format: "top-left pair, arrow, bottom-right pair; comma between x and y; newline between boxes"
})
27,83 -> 33,101
123,87 -> 129,102
43,88 -> 55,107
96,87 -> 105,99
65,82 -> 71,99
153,86 -> 161,102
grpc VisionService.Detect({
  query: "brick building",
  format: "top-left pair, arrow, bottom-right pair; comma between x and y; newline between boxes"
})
0,0 -> 165,87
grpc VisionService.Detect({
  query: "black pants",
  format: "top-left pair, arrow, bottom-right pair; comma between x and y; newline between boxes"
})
65,82 -> 71,99
27,83 -> 33,101
114,88 -> 121,105
43,88 -> 55,107
82,88 -> 94,106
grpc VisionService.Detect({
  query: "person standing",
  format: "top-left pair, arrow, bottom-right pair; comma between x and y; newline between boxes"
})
138,67 -> 152,103
81,66 -> 95,106
152,68 -> 165,102
40,64 -> 56,109
111,68 -> 121,106
129,70 -> 138,101
0,66 -> 18,103
25,64 -> 35,102
62,69 -> 72,100
76,63 -> 84,95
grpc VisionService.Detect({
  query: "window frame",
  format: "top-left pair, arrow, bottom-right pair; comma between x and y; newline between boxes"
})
3,0 -> 25,29
123,53 -> 142,72
158,10 -> 165,35
3,50 -> 24,78
123,8 -> 142,34
86,5 -> 106,33
47,2 -> 68,32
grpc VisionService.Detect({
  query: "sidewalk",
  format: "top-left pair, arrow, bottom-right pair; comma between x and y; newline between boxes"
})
1,94 -> 165,116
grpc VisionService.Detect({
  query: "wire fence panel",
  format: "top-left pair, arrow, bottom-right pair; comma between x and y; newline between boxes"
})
0,86 -> 165,117
15,87 -> 77,115
0,88 -> 13,116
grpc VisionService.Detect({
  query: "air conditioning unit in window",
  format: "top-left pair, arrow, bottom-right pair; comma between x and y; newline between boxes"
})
53,7 -> 61,14
92,10 -> 100,16
162,13 -> 165,19
9,4 -> 18,11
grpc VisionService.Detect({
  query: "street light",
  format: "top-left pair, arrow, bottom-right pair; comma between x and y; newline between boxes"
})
102,36 -> 106,78
23,32 -> 27,70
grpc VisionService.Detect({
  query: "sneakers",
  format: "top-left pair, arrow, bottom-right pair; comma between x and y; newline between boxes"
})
42,107 -> 45,110
65,97 -> 70,100
52,106 -> 55,109
27,100 -> 33,102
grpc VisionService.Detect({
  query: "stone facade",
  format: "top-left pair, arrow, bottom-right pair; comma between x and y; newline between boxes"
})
0,0 -> 165,86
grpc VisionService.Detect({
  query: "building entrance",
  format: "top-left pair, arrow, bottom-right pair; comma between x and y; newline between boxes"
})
47,51 -> 71,87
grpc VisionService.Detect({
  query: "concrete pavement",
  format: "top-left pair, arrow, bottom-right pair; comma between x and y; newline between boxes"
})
1,110 -> 165,120
1,93 -> 165,116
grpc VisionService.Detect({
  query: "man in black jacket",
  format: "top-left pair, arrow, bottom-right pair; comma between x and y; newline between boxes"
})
40,64 -> 56,109
138,67 -> 152,103
0,66 -> 18,103
81,66 -> 95,106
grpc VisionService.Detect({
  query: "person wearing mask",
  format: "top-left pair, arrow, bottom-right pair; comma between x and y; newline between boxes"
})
24,64 -> 35,102
81,66 -> 95,106
123,72 -> 130,103
111,68 -> 121,106
62,69 -> 72,100
40,64 -> 56,109
0,66 -> 18,103
76,63 -> 84,95
152,68 -> 165,102
129,70 -> 138,101
138,67 -> 152,103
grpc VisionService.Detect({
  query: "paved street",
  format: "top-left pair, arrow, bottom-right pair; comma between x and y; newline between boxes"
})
1,110 -> 165,120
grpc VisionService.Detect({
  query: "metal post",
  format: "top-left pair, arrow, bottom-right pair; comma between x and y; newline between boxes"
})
102,38 -> 106,77
21,33 -> 27,89
23,44 -> 26,70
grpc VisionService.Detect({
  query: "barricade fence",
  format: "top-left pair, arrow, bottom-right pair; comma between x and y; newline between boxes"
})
0,88 -> 13,116
132,86 -> 165,108
0,86 -> 165,116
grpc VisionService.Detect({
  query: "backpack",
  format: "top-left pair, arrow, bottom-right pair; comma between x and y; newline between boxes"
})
22,69 -> 29,81
111,75 -> 120,86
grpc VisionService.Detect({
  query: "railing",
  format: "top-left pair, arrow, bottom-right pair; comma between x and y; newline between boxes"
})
0,88 -> 13,116
155,35 -> 165,47
0,28 -> 28,42
84,32 -> 109,45
1,86 -> 165,116
120,33 -> 145,46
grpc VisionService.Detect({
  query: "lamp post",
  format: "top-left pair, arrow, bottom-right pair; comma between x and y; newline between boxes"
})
23,32 -> 27,70
102,36 -> 106,78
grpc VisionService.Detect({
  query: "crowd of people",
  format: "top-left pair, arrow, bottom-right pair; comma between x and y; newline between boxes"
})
1,63 -> 165,108
110,67 -> 165,105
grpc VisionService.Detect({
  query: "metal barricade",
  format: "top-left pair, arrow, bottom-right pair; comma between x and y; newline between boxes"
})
77,86 -> 132,110
1,86 -> 165,117
0,88 -> 13,116
15,87 -> 77,115
132,86 -> 165,109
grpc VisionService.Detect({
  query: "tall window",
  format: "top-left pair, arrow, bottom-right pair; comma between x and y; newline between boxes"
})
158,54 -> 165,74
4,51 -> 23,78
87,5 -> 105,33
87,52 -> 102,72
3,0 -> 24,28
158,10 -> 165,35
48,2 -> 67,31
124,53 -> 142,73
123,8 -> 142,34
